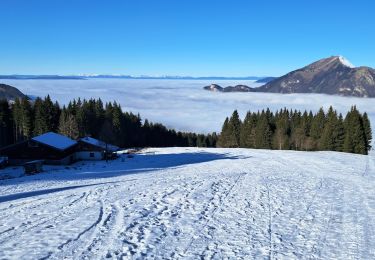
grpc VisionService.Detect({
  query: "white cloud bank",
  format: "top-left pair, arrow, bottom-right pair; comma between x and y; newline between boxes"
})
3,79 -> 375,137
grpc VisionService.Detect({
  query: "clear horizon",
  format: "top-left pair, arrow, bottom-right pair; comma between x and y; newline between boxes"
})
1,0 -> 374,76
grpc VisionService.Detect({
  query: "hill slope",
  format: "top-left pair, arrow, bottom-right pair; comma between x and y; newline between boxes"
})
0,84 -> 26,100
258,56 -> 375,97
1,147 -> 375,259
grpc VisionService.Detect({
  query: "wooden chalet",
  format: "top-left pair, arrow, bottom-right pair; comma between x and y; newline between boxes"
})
0,132 -> 78,165
76,137 -> 119,160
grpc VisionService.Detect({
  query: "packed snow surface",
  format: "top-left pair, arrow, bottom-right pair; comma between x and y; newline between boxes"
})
1,148 -> 375,259
32,132 -> 77,150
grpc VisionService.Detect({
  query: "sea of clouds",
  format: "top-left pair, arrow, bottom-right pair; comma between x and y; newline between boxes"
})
3,79 -> 375,136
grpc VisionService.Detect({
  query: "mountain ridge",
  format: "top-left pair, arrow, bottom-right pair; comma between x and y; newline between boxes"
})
258,56 -> 375,97
203,56 -> 375,97
0,75 -> 271,81
0,84 -> 26,100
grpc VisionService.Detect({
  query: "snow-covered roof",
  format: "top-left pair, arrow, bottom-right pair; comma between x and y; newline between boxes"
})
79,137 -> 119,152
32,132 -> 77,150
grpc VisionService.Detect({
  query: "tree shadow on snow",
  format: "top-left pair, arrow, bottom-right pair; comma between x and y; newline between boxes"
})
0,180 -> 132,203
0,152 -> 251,203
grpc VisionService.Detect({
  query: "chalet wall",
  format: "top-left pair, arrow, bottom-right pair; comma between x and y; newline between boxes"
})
76,151 -> 103,161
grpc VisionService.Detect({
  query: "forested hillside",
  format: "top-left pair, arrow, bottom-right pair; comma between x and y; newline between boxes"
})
0,96 -> 217,148
218,107 -> 372,155
0,84 -> 26,100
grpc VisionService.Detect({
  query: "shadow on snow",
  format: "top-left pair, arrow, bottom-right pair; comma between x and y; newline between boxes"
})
0,151 -> 250,203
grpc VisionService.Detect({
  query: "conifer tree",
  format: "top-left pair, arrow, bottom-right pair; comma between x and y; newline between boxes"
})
58,109 -> 79,139
11,98 -> 33,140
362,112 -> 372,151
299,111 -> 312,150
343,106 -> 367,155
310,108 -> 326,150
227,110 -> 241,147
217,117 -> 230,147
33,97 -> 49,136
0,99 -> 13,146
240,112 -> 257,148
320,106 -> 337,151
12,98 -> 22,141
273,109 -> 289,150
255,111 -> 272,149
207,132 -> 218,147
99,119 -> 116,144
333,114 -> 345,152
20,97 -> 33,139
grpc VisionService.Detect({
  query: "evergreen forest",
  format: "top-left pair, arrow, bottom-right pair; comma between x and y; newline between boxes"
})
1,97 -> 372,155
0,96 -> 217,148
217,107 -> 372,155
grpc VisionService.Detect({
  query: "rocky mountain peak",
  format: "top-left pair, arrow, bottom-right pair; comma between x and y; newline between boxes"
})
257,56 -> 375,97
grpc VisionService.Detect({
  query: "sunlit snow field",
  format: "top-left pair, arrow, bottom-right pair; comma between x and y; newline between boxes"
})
1,147 -> 375,259
2,79 -> 375,134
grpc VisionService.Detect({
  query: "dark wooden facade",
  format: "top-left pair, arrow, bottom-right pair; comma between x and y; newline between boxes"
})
0,140 -> 77,165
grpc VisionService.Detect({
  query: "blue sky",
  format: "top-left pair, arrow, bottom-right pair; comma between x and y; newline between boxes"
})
0,0 -> 374,76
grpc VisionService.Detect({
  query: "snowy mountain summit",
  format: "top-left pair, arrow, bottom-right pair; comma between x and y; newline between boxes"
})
338,55 -> 355,68
258,55 -> 375,97
204,56 -> 374,97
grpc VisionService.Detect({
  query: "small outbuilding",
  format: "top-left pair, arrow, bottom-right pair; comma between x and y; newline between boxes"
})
23,160 -> 44,175
0,132 -> 78,165
76,137 -> 119,161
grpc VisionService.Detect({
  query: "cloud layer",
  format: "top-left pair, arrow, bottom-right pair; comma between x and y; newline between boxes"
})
3,79 -> 375,137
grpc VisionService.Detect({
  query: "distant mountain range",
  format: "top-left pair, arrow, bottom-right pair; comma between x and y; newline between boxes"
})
0,75 -> 268,81
204,56 -> 375,97
0,84 -> 26,100
0,75 -> 85,80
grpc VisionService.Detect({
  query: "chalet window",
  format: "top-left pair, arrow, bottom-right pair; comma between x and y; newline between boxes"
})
89,152 -> 95,158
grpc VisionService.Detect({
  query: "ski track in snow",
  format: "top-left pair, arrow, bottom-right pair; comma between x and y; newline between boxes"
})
0,147 -> 375,259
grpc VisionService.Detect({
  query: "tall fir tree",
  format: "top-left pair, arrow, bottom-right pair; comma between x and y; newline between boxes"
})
255,111 -> 272,149
310,107 -> 326,150
217,117 -> 230,147
33,97 -> 49,136
240,112 -> 257,148
320,106 -> 337,151
273,109 -> 289,150
12,98 -> 22,141
343,106 -> 367,155
20,97 -> 33,139
362,112 -> 372,151
0,99 -> 13,146
227,110 -> 241,147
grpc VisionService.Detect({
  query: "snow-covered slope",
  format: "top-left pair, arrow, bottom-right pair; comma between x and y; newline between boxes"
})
1,148 -> 375,259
